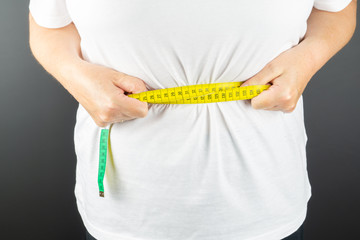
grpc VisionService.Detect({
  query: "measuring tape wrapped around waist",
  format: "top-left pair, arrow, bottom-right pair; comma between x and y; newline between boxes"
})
98,81 -> 269,197
127,81 -> 269,104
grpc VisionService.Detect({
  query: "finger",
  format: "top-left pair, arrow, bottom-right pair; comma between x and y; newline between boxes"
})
113,72 -> 148,94
96,93 -> 148,123
250,83 -> 282,110
94,103 -> 136,126
255,74 -> 299,112
118,94 -> 149,118
241,62 -> 283,87
111,72 -> 149,118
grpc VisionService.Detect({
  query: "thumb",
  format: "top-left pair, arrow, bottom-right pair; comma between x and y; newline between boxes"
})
113,73 -> 148,94
241,63 -> 282,87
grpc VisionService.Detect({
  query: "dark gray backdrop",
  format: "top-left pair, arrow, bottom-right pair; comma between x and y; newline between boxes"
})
1,1 -> 359,239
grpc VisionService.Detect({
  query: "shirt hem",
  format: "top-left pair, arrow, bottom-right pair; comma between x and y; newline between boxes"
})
29,5 -> 72,28
313,0 -> 352,12
75,181 -> 311,240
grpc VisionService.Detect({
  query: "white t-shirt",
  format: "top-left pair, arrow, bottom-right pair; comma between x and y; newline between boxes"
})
29,1 -> 352,239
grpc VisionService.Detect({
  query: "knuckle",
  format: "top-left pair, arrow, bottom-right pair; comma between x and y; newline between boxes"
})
115,72 -> 127,83
131,78 -> 147,93
98,107 -> 115,122
93,118 -> 107,127
116,73 -> 133,90
266,62 -> 281,75
103,97 -> 118,111
138,82 -> 148,92
107,101 -> 118,112
280,92 -> 293,103
99,113 -> 112,123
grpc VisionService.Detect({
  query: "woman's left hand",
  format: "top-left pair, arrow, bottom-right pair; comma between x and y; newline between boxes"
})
241,45 -> 316,113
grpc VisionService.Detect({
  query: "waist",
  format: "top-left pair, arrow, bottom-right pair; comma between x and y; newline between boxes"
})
128,81 -> 269,104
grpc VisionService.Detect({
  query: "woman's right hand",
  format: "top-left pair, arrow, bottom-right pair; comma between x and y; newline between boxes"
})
69,60 -> 149,127
29,17 -> 148,127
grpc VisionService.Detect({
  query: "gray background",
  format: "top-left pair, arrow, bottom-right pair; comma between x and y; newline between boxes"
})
0,1 -> 359,239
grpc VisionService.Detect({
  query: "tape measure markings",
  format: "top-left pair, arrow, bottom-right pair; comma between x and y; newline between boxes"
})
98,82 -> 270,197
128,82 -> 269,104
98,129 -> 109,197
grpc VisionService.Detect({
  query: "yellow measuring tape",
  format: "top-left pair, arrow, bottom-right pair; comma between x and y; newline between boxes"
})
98,81 -> 270,197
127,81 -> 269,104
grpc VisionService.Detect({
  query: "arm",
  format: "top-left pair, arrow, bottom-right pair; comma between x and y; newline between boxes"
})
241,0 -> 357,112
29,13 -> 148,127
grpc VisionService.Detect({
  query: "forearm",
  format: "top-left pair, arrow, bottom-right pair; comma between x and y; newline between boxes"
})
29,12 -> 148,125
296,0 -> 357,79
241,1 -> 357,112
29,13 -> 84,92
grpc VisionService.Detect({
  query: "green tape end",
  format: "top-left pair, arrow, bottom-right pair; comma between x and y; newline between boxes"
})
99,191 -> 104,198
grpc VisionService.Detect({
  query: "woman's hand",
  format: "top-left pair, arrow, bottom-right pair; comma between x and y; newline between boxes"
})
29,15 -> 148,127
240,46 -> 314,113
241,1 -> 357,113
71,61 -> 149,127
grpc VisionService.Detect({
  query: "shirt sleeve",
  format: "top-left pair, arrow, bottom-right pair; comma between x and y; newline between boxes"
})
29,0 -> 72,28
313,0 -> 352,12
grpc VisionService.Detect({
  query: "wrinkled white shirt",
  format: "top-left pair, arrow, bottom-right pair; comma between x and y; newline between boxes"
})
29,0 -> 351,239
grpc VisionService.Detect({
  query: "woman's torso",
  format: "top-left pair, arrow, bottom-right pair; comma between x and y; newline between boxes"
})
71,1 -> 313,239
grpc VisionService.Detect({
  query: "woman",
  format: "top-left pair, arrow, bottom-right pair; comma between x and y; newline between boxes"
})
29,0 -> 356,239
